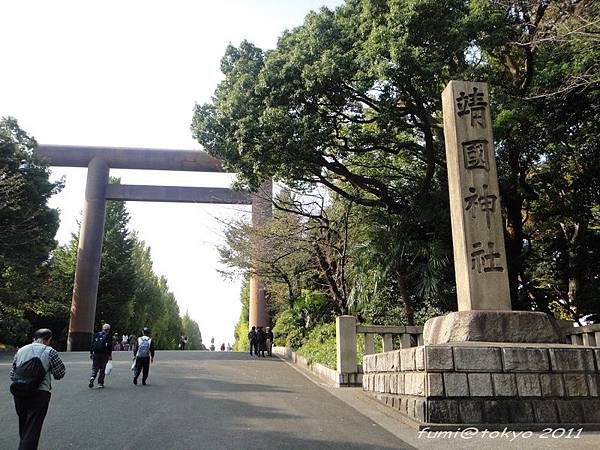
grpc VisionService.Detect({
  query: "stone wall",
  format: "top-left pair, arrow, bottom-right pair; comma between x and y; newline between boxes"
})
273,346 -> 362,387
362,344 -> 600,427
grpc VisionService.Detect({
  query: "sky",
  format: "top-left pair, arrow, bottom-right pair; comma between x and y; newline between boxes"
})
0,0 -> 343,347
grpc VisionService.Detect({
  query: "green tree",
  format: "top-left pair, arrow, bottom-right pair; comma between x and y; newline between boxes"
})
476,0 -> 600,317
195,0 -> 600,324
96,197 -> 136,333
130,240 -> 182,349
0,117 -> 62,345
181,311 -> 204,350
232,280 -> 250,351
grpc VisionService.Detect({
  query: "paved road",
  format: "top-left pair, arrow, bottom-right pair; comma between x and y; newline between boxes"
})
2,350 -> 600,449
0,351 -> 412,450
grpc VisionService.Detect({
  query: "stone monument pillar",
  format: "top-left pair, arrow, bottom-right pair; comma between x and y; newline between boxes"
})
67,157 -> 110,351
424,81 -> 561,344
442,80 -> 510,311
249,179 -> 272,328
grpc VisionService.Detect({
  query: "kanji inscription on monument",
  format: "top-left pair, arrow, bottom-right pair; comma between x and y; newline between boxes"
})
442,81 -> 511,311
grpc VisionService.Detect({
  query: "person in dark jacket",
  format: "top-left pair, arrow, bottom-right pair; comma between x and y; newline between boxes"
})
247,326 -> 257,356
257,327 -> 267,357
10,328 -> 66,450
132,327 -> 155,385
89,323 -> 112,388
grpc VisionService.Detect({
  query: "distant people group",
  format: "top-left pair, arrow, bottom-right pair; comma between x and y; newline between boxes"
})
247,326 -> 273,357
87,323 -> 156,389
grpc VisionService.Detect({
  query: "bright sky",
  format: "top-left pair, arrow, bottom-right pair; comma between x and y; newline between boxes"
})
0,0 -> 343,347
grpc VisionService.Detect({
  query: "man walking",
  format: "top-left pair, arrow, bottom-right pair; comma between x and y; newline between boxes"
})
132,327 -> 155,385
247,326 -> 257,356
178,335 -> 187,350
10,328 -> 66,450
89,323 -> 113,388
257,326 -> 267,357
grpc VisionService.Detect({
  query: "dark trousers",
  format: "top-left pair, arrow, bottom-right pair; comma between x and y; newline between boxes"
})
90,354 -> 109,385
13,390 -> 51,450
250,340 -> 258,355
134,357 -> 150,383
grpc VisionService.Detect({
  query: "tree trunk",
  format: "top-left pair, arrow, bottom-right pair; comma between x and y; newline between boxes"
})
397,269 -> 414,326
503,141 -> 524,309
313,243 -> 347,314
563,221 -> 587,322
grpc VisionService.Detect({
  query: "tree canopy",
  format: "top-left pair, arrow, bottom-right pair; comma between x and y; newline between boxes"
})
0,117 -> 62,344
196,0 -> 600,351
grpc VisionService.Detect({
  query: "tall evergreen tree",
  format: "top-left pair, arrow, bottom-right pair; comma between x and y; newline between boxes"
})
0,117 -> 62,345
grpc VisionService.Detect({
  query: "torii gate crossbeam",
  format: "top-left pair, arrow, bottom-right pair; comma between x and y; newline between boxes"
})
36,145 -> 271,351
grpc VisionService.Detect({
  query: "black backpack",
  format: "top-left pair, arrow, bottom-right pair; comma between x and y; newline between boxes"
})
10,348 -> 49,398
92,332 -> 109,352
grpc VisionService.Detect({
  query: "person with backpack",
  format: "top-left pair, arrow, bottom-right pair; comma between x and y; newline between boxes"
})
89,323 -> 113,389
132,327 -> 155,385
247,326 -> 257,356
9,328 -> 66,450
265,326 -> 274,356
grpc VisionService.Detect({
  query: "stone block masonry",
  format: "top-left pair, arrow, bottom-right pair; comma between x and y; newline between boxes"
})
362,344 -> 600,429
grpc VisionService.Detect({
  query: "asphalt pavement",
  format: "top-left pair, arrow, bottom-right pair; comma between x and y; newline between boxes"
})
0,350 -> 412,450
2,350 -> 600,450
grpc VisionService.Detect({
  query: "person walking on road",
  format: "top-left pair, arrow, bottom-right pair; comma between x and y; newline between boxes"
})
10,328 -> 66,450
132,327 -> 155,385
89,323 -> 113,388
178,335 -> 187,350
247,326 -> 257,356
122,334 -> 130,351
257,326 -> 267,357
265,327 -> 274,356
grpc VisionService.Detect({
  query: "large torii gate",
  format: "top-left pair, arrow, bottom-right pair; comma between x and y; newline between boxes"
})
36,144 -> 271,351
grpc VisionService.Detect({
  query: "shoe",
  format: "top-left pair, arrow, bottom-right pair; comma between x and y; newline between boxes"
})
88,378 -> 94,388
133,378 -> 138,385
98,384 -> 104,388
142,381 -> 147,386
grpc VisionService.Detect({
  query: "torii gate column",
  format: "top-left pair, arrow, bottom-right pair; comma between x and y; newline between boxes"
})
67,157 -> 110,351
249,179 -> 272,329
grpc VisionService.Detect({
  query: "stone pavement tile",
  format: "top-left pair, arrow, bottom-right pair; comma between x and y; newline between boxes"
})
492,373 -> 517,396
444,372 -> 469,396
468,373 -> 493,397
540,373 -> 565,397
424,346 -> 454,371
564,373 -> 589,397
506,400 -> 535,423
549,348 -> 595,372
453,346 -> 502,372
502,347 -> 550,372
516,373 -> 542,397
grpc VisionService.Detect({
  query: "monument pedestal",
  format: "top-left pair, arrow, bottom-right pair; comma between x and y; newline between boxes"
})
362,343 -> 600,430
362,311 -> 600,429
424,310 -> 563,345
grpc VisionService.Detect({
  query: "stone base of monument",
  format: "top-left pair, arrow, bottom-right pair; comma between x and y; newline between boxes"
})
362,343 -> 600,430
423,310 -> 563,345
